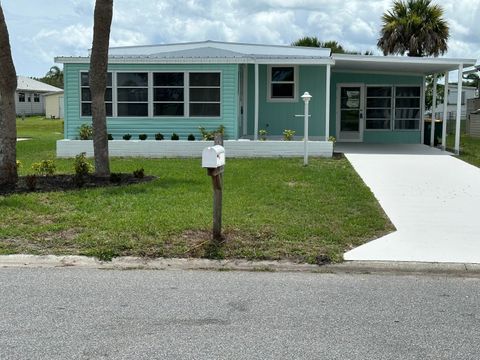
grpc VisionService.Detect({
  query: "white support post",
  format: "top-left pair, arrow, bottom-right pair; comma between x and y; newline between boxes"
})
421,76 -> 426,144
325,64 -> 331,141
442,71 -> 449,150
430,73 -> 437,147
254,63 -> 259,141
301,92 -> 312,166
455,64 -> 463,155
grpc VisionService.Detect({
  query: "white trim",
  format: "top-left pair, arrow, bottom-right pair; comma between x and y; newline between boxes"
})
242,64 -> 248,137
325,64 -> 331,140
442,71 -> 449,149
421,76 -> 426,144
364,84 -> 393,131
147,72 -> 153,118
332,69 -> 427,77
455,64 -> 463,154
336,83 -> 364,142
333,54 -> 476,66
430,73 -> 437,146
254,63 -> 259,141
266,65 -> 299,102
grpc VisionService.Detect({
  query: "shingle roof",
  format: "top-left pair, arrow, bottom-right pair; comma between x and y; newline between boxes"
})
17,76 -> 63,93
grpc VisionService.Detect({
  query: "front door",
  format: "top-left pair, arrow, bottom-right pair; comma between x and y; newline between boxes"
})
337,85 -> 364,142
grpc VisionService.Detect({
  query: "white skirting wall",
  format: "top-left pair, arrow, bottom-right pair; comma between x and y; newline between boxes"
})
57,140 -> 334,158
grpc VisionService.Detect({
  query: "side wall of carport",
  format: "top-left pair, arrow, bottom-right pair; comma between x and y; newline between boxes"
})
330,72 -> 424,143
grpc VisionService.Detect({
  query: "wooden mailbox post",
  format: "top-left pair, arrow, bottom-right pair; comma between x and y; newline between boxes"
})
202,134 -> 225,241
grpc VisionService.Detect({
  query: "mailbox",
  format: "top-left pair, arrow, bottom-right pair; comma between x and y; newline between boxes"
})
202,145 -> 225,168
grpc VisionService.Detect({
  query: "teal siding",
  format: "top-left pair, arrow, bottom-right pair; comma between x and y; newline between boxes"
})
246,64 -> 327,138
64,63 -> 238,140
330,72 -> 424,143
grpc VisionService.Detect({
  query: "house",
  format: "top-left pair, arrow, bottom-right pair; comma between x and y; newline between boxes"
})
54,41 -> 476,157
16,76 -> 63,116
44,90 -> 65,119
434,84 -> 478,119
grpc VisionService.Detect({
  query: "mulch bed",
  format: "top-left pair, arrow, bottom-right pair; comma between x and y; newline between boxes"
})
0,174 -> 156,196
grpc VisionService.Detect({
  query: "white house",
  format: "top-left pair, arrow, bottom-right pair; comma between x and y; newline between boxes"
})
16,76 -> 63,116
434,84 -> 478,119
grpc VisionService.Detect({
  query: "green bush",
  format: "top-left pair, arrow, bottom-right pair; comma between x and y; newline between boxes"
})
74,152 -> 93,177
187,134 -> 195,141
283,129 -> 296,141
32,160 -> 56,176
123,134 -> 132,140
199,125 -> 225,140
79,124 -> 93,140
139,134 -> 148,140
259,129 -> 267,141
155,133 -> 164,140
171,133 -> 179,140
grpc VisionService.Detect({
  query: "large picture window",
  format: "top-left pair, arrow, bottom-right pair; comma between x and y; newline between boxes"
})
80,72 -> 113,117
394,86 -> 421,130
189,72 -> 221,117
268,66 -> 297,101
365,86 -> 392,130
153,72 -> 184,116
117,73 -> 148,117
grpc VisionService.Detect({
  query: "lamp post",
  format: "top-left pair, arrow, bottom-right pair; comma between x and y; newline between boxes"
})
301,92 -> 312,166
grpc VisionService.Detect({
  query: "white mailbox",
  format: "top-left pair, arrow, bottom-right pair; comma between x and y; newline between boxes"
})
202,145 -> 225,168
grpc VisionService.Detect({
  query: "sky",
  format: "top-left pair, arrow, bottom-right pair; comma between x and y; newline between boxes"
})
2,0 -> 480,77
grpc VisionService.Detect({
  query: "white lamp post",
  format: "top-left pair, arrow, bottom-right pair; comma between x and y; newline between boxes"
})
301,91 -> 312,166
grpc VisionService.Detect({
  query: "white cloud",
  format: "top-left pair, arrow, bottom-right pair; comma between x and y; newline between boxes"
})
2,0 -> 479,76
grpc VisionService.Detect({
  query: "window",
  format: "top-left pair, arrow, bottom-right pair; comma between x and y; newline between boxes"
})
365,86 -> 392,130
116,73 -> 148,117
80,72 -> 113,117
34,93 -> 40,103
268,66 -> 297,101
394,86 -> 421,130
27,95 -> 31,102
153,72 -> 184,116
189,72 -> 221,117
18,92 -> 25,102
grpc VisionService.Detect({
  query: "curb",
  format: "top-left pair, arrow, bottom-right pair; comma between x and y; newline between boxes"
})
1,255 -> 480,276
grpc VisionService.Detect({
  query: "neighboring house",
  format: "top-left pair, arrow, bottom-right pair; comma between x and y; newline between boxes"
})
55,40 -> 476,154
16,76 -> 63,116
434,84 -> 478,119
45,91 -> 64,119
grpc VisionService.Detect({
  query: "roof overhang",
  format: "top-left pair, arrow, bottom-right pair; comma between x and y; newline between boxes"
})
332,54 -> 476,75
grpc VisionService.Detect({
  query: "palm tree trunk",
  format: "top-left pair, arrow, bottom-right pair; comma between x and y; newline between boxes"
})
0,5 -> 18,187
89,0 -> 113,177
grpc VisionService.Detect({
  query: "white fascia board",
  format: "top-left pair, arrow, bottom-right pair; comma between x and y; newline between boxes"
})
333,54 -> 476,66
254,58 -> 335,65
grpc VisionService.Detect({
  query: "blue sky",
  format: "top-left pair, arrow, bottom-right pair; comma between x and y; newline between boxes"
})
3,0 -> 480,77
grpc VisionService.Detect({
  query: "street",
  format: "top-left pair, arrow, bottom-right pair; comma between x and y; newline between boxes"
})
1,268 -> 479,359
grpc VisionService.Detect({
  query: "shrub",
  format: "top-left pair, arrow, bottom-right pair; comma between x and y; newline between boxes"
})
155,133 -> 164,141
31,160 -> 56,176
108,134 -> 113,140
16,160 -> 22,170
109,173 -> 122,183
283,129 -> 296,141
171,133 -> 179,140
123,134 -> 132,140
259,129 -> 267,141
199,125 -> 225,140
25,175 -> 37,191
187,134 -> 195,141
133,168 -> 145,179
328,136 -> 336,143
79,124 -> 93,140
74,152 -> 93,177
139,134 -> 148,140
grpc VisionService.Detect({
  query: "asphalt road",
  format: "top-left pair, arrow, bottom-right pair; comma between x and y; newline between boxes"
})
0,268 -> 479,359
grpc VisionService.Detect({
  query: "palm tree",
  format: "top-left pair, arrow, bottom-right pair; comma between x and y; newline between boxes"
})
0,5 -> 18,187
377,0 -> 449,57
292,37 -> 348,53
89,0 -> 113,177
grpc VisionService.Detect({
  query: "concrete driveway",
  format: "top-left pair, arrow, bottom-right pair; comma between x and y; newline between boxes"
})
337,144 -> 480,263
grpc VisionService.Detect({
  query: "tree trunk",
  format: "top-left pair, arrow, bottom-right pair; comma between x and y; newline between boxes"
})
89,0 -> 113,177
0,5 -> 18,188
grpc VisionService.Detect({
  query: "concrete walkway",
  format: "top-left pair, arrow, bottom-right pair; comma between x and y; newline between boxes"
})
338,144 -> 480,263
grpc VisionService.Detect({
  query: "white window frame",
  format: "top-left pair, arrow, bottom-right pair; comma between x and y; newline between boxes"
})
267,65 -> 298,102
18,92 -> 25,102
364,85 -> 393,132
79,71 -> 113,118
116,72 -> 149,118
152,71 -> 185,118
393,85 -> 422,131
188,71 -> 222,118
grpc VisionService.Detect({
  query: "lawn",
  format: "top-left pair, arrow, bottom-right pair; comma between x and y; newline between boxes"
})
447,134 -> 480,168
0,116 -> 394,263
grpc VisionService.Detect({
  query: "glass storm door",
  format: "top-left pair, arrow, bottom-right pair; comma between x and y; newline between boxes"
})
338,85 -> 364,141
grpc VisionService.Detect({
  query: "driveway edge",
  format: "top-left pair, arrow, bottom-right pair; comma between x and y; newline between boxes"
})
1,255 -> 480,276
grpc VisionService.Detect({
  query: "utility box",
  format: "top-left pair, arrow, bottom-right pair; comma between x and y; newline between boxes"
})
202,145 -> 225,168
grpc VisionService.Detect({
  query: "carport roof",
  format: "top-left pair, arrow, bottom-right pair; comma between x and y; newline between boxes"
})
333,54 -> 477,75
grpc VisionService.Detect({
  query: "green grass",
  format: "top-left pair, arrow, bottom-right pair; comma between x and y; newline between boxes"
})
1,116 -> 394,263
447,134 -> 480,167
